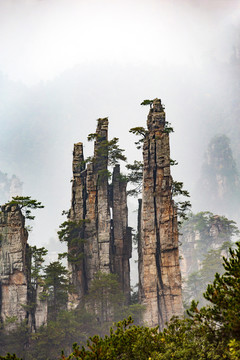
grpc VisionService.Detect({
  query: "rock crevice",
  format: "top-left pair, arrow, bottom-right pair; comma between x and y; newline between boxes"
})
139,99 -> 183,329
0,204 -> 47,330
68,119 -> 132,306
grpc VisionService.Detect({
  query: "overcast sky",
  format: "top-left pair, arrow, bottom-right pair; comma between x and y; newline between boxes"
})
0,0 -> 239,85
0,0 -> 239,280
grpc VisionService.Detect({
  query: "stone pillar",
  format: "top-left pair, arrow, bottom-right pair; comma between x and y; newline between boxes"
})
68,119 -> 112,305
139,99 -> 183,330
69,142 -> 86,221
83,118 -> 111,280
68,143 -> 88,307
68,118 -> 132,307
111,164 -> 132,301
0,204 -> 29,327
93,118 -> 111,274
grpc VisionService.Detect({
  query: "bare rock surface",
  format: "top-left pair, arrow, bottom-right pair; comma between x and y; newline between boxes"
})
0,204 -> 28,325
69,119 -> 132,307
139,99 -> 183,330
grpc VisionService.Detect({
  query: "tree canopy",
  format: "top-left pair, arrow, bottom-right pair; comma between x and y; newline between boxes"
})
3,196 -> 44,220
61,241 -> 240,359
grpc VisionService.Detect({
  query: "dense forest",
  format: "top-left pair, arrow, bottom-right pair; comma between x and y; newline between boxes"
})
1,240 -> 240,359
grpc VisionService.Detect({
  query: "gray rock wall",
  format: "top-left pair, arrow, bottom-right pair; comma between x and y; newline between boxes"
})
111,165 -> 132,301
0,204 -> 47,330
139,99 -> 183,330
0,205 -> 28,326
68,119 -> 132,306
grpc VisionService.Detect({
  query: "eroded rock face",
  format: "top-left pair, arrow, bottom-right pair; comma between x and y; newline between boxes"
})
68,142 -> 88,306
139,99 -> 183,330
0,204 -> 28,326
69,119 -> 132,306
34,285 -> 48,329
110,165 -> 132,302
0,205 -> 47,330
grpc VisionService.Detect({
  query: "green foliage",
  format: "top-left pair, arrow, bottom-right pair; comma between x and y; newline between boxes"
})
58,220 -> 85,243
184,243 -> 233,307
87,126 -> 126,168
4,241 -> 240,359
203,242 -> 240,339
86,272 -> 125,325
103,137 -> 127,166
181,212 -> 239,258
0,320 -> 30,359
170,159 -> 178,166
125,160 -> 143,197
30,246 -> 48,287
163,121 -> 174,134
61,317 -> 162,360
228,339 -> 240,359
129,127 -> 147,149
29,308 -> 99,360
0,309 -> 99,360
86,132 -> 127,182
140,99 -> 154,107
0,276 -> 144,359
172,181 -> 190,198
61,242 -> 240,359
172,181 -> 191,223
86,272 -> 144,333
96,169 -> 112,183
57,220 -> 87,264
0,354 -> 22,360
3,196 -> 44,220
181,212 -> 239,307
44,261 -> 71,321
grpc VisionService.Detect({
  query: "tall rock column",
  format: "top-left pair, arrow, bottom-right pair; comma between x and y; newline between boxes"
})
68,142 -> 87,306
92,118 -> 111,274
68,119 -> 112,304
139,99 -> 183,329
111,164 -> 132,300
0,204 -> 29,326
68,118 -> 132,305
0,204 -> 47,329
83,118 -> 111,284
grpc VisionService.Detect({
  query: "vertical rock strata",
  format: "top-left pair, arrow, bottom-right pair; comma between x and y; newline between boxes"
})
0,205 -> 47,330
0,205 -> 29,326
139,99 -> 183,329
69,119 -> 132,305
68,142 -> 88,305
111,165 -> 132,301
90,118 -> 111,275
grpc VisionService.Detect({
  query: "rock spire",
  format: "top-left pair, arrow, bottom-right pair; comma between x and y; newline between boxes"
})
0,204 -> 29,327
0,204 -> 47,330
139,99 -> 183,329
68,119 -> 132,306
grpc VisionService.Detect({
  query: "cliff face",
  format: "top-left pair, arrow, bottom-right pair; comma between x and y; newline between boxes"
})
0,204 -> 47,330
69,119 -> 132,306
0,204 -> 29,326
139,99 -> 183,329
68,142 -> 87,306
110,165 -> 132,301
